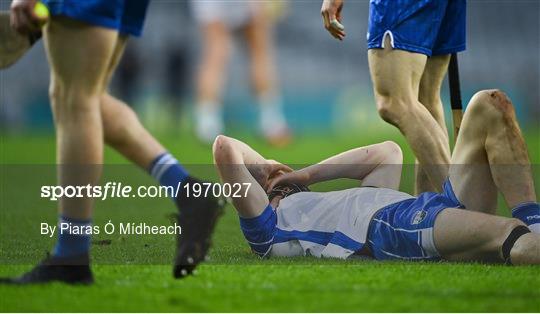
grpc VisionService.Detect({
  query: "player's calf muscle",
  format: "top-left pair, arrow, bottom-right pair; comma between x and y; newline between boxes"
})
102,96 -> 140,145
475,218 -> 528,264
492,218 -> 525,261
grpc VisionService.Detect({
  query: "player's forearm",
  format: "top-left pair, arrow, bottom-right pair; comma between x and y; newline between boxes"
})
222,136 -> 273,180
224,137 -> 267,165
301,161 -> 376,185
302,142 -> 399,185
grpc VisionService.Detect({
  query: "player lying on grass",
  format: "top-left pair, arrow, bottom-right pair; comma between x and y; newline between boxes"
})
213,90 -> 540,265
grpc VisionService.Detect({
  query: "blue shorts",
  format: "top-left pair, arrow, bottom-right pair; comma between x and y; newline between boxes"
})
42,0 -> 150,36
366,179 -> 464,261
367,0 -> 466,56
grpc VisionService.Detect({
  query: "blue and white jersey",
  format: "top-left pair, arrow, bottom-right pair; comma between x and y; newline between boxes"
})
270,187 -> 414,259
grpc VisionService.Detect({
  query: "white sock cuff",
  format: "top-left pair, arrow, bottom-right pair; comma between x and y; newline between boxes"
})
528,223 -> 540,234
150,153 -> 179,181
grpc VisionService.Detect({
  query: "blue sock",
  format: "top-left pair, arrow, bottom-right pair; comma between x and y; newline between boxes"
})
53,216 -> 92,257
148,153 -> 189,191
512,202 -> 540,233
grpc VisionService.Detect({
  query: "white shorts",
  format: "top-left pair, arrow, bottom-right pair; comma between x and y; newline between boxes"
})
190,0 -> 261,28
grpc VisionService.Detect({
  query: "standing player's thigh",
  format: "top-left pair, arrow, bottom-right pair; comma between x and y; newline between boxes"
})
449,94 -> 498,213
419,55 -> 451,94
103,35 -> 129,88
433,208 -> 522,263
44,18 -> 118,94
368,42 -> 427,103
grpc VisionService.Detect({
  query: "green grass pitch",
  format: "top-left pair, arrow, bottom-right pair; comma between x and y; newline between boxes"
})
1,129 -> 539,312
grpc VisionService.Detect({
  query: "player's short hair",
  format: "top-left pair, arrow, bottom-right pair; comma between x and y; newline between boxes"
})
268,183 -> 310,201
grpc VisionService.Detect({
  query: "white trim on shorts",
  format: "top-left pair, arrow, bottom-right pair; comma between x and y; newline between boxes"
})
371,218 -> 440,258
381,30 -> 395,48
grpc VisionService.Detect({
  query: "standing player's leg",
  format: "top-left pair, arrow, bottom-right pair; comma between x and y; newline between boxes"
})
99,35 -> 225,278
368,39 -> 451,192
102,93 -> 166,167
45,17 -> 116,256
1,17 -> 119,285
366,0 -> 466,193
449,90 -> 539,231
433,207 -> 539,265
100,36 -> 167,168
415,55 -> 452,193
243,7 -> 290,146
418,55 -> 452,130
194,19 -> 231,143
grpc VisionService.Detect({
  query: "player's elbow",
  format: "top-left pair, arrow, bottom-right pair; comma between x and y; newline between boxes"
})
212,135 -> 235,164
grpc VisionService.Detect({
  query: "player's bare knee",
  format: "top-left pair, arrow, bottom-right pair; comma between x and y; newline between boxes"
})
468,89 -> 515,122
212,135 -> 228,155
488,89 -> 514,113
212,135 -> 225,159
49,82 -> 100,122
375,96 -> 409,127
382,141 -> 402,157
381,141 -> 403,164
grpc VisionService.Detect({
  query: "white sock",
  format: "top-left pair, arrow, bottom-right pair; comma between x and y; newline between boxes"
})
511,202 -> 540,234
528,223 -> 540,233
258,92 -> 287,136
195,102 -> 224,143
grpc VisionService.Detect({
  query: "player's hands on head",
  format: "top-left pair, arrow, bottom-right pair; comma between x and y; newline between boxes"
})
249,160 -> 293,190
266,169 -> 311,193
264,160 -> 293,188
321,0 -> 345,41
10,0 -> 47,35
266,160 -> 292,173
